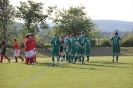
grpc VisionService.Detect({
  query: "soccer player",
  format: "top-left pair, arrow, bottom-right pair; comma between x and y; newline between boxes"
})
24,34 -> 32,65
64,35 -> 71,63
77,31 -> 87,64
14,39 -> 24,63
86,36 -> 91,61
110,32 -> 122,63
59,35 -> 65,61
70,34 -> 77,63
51,34 -> 60,66
0,37 -> 10,63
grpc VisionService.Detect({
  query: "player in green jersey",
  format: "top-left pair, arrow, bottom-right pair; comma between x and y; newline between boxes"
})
70,34 -> 77,63
51,34 -> 60,66
110,32 -> 122,63
77,31 -> 87,64
86,37 -> 91,61
64,35 -> 71,63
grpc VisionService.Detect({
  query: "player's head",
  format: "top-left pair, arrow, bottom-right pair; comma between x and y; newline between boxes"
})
14,39 -> 17,41
14,39 -> 17,43
25,34 -> 30,38
0,37 -> 2,41
71,34 -> 74,37
75,35 -> 79,39
55,34 -> 58,37
29,33 -> 35,39
81,31 -> 85,35
115,32 -> 118,35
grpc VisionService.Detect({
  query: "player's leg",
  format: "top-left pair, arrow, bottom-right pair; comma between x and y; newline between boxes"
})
81,48 -> 86,64
2,50 -> 10,63
55,49 -> 59,66
116,47 -> 120,63
86,49 -> 90,61
51,49 -> 55,66
112,47 -> 115,63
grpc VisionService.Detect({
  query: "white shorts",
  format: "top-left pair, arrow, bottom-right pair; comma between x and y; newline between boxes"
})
25,51 -> 32,58
30,50 -> 35,56
14,50 -> 20,56
33,48 -> 36,55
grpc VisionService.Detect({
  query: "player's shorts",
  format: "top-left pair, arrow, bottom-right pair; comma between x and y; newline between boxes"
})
1,49 -> 6,55
25,51 -> 32,58
33,48 -> 36,55
14,50 -> 20,56
60,46 -> 63,52
70,46 -> 77,54
77,47 -> 86,54
52,48 -> 59,56
30,50 -> 35,56
113,46 -> 120,53
86,48 -> 90,54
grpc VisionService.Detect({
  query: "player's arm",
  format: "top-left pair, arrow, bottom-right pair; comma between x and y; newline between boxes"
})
119,38 -> 122,46
82,42 -> 87,49
109,40 -> 113,46
1,42 -> 5,51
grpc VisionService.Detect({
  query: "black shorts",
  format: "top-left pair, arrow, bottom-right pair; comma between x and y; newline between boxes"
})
60,46 -> 63,52
1,49 -> 6,55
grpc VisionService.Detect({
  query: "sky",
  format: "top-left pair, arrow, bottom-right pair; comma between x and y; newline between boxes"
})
10,0 -> 133,22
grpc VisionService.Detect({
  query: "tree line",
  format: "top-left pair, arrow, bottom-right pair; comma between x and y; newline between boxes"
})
0,0 -> 133,47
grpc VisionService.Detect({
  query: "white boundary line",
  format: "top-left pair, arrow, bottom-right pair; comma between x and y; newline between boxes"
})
17,67 -> 49,88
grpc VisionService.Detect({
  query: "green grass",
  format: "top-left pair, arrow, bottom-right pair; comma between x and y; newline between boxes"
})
0,56 -> 133,88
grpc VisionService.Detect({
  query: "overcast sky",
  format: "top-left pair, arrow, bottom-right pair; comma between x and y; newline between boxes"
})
10,0 -> 133,22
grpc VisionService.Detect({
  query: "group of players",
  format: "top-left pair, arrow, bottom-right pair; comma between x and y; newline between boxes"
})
0,31 -> 121,65
0,33 -> 37,65
51,31 -> 91,66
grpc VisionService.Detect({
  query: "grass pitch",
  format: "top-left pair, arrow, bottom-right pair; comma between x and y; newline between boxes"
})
0,56 -> 133,88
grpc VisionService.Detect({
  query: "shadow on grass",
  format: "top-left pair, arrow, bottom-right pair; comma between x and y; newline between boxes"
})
34,62 -> 99,70
87,61 -> 129,68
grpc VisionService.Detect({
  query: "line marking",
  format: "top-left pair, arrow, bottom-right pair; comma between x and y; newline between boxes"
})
17,66 -> 49,88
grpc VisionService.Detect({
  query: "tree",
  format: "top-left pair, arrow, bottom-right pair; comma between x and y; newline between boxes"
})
0,0 -> 15,40
52,5 -> 96,35
16,0 -> 56,35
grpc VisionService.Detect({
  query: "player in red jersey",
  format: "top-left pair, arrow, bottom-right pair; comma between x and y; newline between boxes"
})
29,33 -> 42,63
24,34 -> 32,65
14,39 -> 24,63
29,33 -> 37,63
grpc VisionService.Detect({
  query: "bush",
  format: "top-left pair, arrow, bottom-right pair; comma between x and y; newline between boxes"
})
122,33 -> 133,47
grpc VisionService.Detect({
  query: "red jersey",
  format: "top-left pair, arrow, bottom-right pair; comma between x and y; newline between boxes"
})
24,38 -> 31,52
29,39 -> 34,50
14,42 -> 20,50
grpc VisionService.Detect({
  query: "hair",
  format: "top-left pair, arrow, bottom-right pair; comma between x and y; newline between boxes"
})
14,39 -> 17,41
71,34 -> 74,37
81,31 -> 85,35
29,33 -> 34,36
25,34 -> 30,38
115,32 -> 118,35
55,34 -> 57,37
60,35 -> 64,39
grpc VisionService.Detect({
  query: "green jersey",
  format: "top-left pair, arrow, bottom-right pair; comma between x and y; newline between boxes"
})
86,38 -> 91,49
71,37 -> 77,47
77,35 -> 87,47
110,35 -> 121,46
51,37 -> 60,49
64,37 -> 71,52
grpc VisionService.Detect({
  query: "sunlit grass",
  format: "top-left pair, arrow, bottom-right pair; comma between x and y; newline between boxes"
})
0,56 -> 133,88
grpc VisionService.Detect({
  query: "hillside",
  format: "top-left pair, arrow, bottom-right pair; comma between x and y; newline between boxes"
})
14,20 -> 133,32
92,20 -> 133,32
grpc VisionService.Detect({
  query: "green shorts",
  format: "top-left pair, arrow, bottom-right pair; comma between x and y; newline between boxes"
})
113,45 -> 120,53
52,48 -> 59,56
71,46 -> 77,55
77,47 -> 86,54
86,48 -> 90,54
